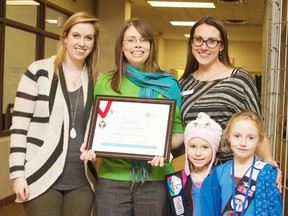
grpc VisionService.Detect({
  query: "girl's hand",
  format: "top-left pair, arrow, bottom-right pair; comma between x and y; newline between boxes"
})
13,177 -> 29,201
147,153 -> 173,167
80,143 -> 96,161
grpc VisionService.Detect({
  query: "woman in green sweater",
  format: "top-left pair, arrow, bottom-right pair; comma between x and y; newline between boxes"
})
81,18 -> 184,216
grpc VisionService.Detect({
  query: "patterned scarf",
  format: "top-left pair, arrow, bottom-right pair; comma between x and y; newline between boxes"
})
126,64 -> 182,183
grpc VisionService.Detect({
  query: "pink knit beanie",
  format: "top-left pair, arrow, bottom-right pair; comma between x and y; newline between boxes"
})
184,112 -> 222,177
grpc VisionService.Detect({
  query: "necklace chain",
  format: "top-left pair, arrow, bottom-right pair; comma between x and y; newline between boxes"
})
69,88 -> 81,139
71,88 -> 81,127
62,64 -> 82,138
72,72 -> 82,88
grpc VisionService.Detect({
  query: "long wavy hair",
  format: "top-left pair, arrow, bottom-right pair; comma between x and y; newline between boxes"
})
111,18 -> 162,92
54,11 -> 100,83
181,15 -> 232,79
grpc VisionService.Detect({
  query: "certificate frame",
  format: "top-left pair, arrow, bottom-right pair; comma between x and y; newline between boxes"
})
86,95 -> 176,162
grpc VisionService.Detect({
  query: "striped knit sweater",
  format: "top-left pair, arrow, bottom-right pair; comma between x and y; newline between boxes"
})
180,68 -> 262,161
9,56 -> 95,202
180,68 -> 262,128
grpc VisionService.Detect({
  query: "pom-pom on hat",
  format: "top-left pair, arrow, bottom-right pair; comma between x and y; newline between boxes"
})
184,112 -> 222,177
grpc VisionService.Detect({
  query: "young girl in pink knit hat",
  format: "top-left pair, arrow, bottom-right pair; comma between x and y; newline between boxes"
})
166,112 -> 222,216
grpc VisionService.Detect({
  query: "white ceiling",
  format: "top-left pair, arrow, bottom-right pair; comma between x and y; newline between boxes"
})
130,0 -> 265,42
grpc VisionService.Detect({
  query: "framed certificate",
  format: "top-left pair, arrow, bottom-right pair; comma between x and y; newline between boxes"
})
86,95 -> 176,162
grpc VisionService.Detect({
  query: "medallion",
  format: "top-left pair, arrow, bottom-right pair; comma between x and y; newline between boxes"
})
98,101 -> 112,129
99,120 -> 106,129
70,127 -> 77,139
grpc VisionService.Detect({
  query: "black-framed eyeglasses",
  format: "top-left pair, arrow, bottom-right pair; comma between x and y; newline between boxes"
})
191,36 -> 222,48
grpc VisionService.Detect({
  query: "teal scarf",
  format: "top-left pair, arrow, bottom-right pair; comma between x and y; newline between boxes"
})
126,64 -> 182,108
126,64 -> 182,183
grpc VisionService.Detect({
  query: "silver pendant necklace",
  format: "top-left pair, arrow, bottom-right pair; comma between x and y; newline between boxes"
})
72,72 -> 82,88
69,88 -> 81,139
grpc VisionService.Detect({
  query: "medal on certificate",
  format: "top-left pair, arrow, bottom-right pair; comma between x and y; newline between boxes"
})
98,100 -> 112,129
99,120 -> 106,128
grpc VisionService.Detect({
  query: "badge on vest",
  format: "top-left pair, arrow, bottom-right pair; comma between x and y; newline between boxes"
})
173,196 -> 185,215
167,175 -> 183,196
166,171 -> 187,216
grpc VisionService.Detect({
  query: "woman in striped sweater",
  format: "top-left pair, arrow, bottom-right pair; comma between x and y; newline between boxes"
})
9,12 -> 99,216
179,15 -> 282,188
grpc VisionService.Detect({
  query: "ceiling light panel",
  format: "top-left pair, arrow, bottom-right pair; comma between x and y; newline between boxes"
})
6,0 -> 39,6
46,19 -> 58,24
147,1 -> 215,8
170,21 -> 196,26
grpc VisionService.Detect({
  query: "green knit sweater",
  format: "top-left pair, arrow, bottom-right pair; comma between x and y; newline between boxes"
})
94,72 -> 184,181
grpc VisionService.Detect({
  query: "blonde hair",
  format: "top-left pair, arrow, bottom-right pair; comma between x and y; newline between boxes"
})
54,11 -> 100,83
222,110 -> 266,159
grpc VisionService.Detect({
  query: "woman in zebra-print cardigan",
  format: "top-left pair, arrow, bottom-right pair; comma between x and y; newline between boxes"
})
9,12 -> 99,216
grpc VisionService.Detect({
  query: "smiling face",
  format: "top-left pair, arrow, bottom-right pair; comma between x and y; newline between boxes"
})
64,23 -> 95,65
187,137 -> 213,173
122,26 -> 150,68
228,119 -> 259,161
192,23 -> 224,67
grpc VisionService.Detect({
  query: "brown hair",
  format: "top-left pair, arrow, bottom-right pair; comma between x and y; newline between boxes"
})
181,15 -> 233,79
111,18 -> 162,92
54,11 -> 100,83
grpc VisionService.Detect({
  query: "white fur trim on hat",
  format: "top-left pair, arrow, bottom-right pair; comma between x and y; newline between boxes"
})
184,112 -> 222,177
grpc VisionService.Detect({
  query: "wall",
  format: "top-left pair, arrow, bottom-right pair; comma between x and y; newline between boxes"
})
229,41 -> 263,73
48,0 -> 96,14
97,0 -> 130,73
0,138 -> 11,202
162,39 -> 187,72
156,33 -> 166,71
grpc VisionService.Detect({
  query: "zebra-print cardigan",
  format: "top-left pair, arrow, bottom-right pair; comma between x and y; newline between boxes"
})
9,56 -> 96,202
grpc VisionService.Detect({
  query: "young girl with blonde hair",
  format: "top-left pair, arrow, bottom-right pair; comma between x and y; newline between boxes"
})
201,110 -> 282,216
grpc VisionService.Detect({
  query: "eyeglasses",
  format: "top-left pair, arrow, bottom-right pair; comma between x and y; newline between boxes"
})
191,36 -> 222,48
123,37 -> 151,46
